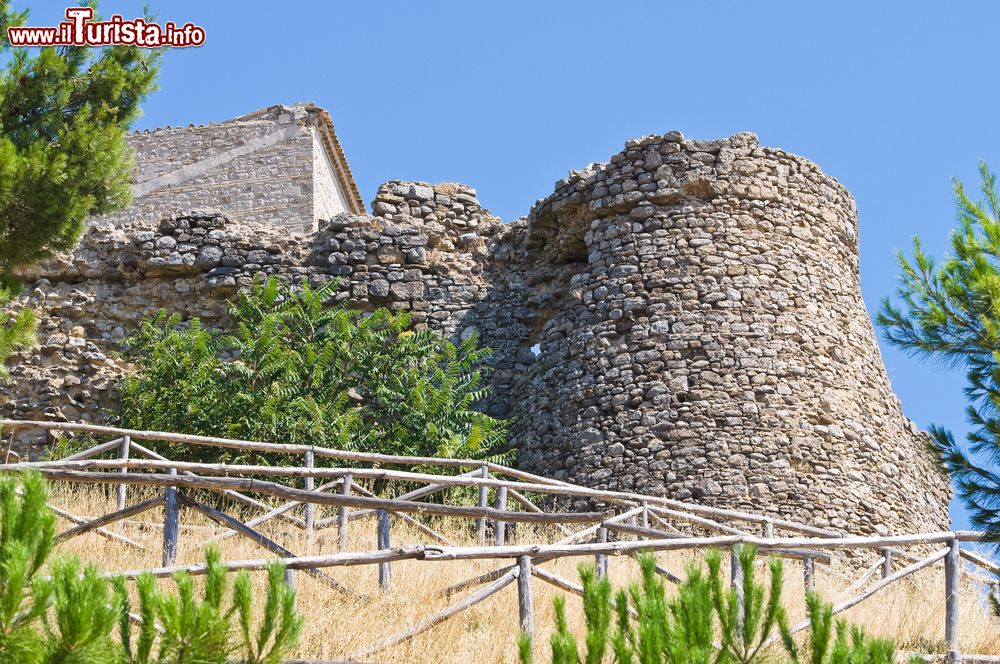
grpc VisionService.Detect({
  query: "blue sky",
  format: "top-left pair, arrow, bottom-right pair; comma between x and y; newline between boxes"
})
23,1 -> 1000,529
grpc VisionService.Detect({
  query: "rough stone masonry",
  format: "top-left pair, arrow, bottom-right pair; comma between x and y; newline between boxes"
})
1,126 -> 952,537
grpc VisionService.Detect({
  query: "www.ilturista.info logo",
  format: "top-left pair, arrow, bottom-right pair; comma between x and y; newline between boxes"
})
6,7 -> 205,47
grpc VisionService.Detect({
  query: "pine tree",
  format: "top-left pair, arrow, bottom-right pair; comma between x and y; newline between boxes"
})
0,1 -> 159,379
877,162 -> 1000,541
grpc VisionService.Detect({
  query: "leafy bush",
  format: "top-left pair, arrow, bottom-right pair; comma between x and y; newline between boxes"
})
0,471 -> 302,664
521,547 -> 901,664
118,276 -> 508,463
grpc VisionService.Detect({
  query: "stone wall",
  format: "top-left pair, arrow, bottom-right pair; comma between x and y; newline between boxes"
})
513,131 -> 951,534
2,184 -> 507,445
0,131 -> 952,536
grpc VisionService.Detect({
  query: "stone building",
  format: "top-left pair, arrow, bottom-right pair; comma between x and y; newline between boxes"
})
98,103 -> 365,233
0,105 -> 952,536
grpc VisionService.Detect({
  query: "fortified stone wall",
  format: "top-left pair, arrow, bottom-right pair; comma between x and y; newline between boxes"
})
513,131 -> 951,533
2,185 -> 508,436
0,131 -> 952,537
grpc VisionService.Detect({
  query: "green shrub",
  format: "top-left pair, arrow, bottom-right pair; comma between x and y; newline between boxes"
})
118,276 -> 508,463
114,547 -> 301,664
778,592 -> 896,664
521,547 -> 902,664
0,471 -> 302,664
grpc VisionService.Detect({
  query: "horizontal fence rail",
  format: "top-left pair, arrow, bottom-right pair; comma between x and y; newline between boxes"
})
2,419 -> 998,663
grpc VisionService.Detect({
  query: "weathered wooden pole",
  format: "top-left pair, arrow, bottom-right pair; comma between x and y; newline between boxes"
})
494,486 -> 508,546
641,501 -> 649,529
731,546 -> 744,622
764,519 -> 774,539
803,556 -> 815,594
377,509 -> 391,592
595,527 -> 608,578
303,448 -> 315,551
116,435 -> 131,512
477,464 -> 489,546
517,555 -> 534,646
945,537 -> 961,663
880,549 -> 892,579
162,467 -> 179,567
337,472 -> 352,552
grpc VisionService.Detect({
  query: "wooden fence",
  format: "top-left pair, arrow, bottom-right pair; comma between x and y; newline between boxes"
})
1,419 -> 998,664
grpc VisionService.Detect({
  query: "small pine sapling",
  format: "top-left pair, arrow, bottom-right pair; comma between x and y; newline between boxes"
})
548,595 -> 581,664
114,573 -> 158,664
116,546 -> 303,664
779,592 -> 897,664
231,561 -> 303,664
660,555 -> 716,663
0,471 -> 55,662
708,545 -> 784,664
523,548 -> 906,664
42,559 -> 119,664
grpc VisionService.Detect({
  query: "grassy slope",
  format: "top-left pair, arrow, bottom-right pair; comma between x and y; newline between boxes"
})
49,485 -> 1000,662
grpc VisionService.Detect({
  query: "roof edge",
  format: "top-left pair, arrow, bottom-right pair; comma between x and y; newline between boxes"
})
309,108 -> 365,215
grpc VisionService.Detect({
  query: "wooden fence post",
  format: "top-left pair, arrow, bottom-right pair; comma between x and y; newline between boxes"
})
116,435 -> 131,512
377,509 -> 391,592
303,449 -> 315,551
764,519 -> 774,539
162,467 -> 179,567
595,527 -> 608,578
517,555 -> 534,647
803,557 -> 815,594
494,486 -> 508,546
338,472 -> 352,552
641,501 -> 649,529
731,546 -> 744,623
880,549 -> 892,579
945,537 -> 960,663
477,464 -> 489,546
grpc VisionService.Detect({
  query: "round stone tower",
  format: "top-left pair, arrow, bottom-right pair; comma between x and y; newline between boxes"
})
513,131 -> 951,535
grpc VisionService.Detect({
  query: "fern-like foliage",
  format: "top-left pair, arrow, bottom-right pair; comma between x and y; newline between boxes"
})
119,275 -> 509,463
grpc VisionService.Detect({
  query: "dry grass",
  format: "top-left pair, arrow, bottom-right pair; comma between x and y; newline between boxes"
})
47,484 -> 1000,662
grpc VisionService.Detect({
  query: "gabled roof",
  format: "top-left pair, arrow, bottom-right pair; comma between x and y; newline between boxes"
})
231,102 -> 366,215
304,105 -> 366,216
134,102 -> 367,216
